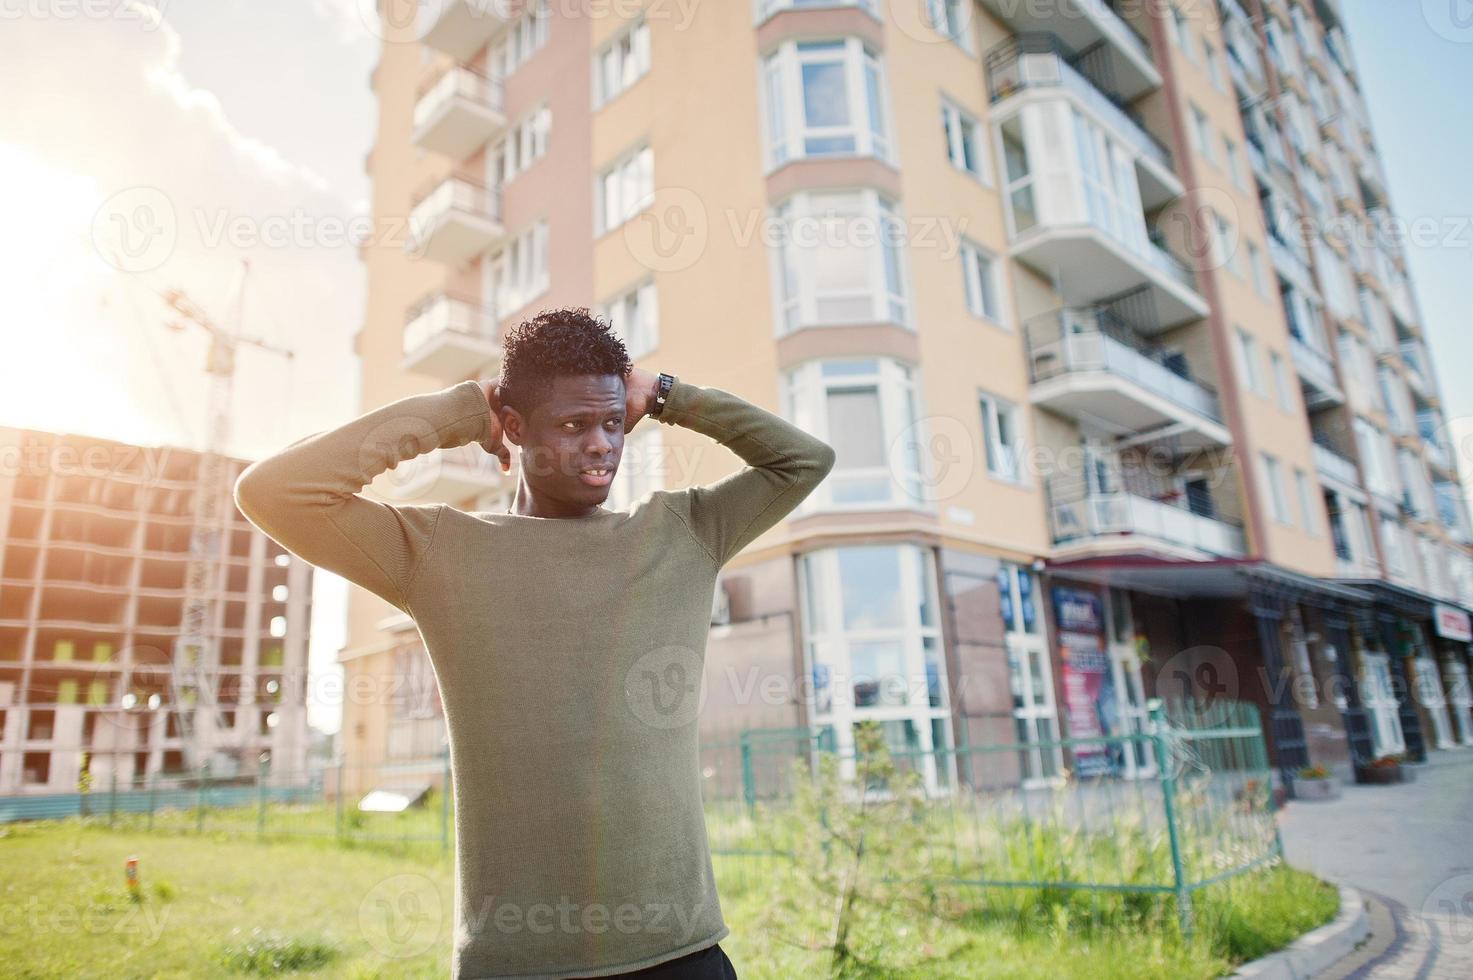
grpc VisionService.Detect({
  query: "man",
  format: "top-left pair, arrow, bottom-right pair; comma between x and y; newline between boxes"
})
233,307 -> 836,979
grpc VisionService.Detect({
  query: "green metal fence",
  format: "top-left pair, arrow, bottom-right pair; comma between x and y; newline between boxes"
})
6,700 -> 1279,933
699,699 -> 1282,934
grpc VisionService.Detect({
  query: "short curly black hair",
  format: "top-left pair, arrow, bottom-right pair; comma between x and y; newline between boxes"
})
497,307 -> 631,415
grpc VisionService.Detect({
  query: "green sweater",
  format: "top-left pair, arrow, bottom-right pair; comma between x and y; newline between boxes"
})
233,377 -> 836,979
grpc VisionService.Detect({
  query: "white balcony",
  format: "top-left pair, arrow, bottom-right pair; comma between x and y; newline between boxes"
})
977,2 -> 1160,100
1050,491 -> 1247,559
1313,442 -> 1360,490
412,66 -> 506,159
420,0 -> 512,61
1399,340 -> 1433,398
401,293 -> 502,382
988,39 -> 1205,328
1026,311 -> 1229,450
406,176 -> 504,265
1290,337 -> 1345,408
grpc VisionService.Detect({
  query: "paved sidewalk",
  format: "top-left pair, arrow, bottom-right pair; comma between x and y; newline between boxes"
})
1278,751 -> 1473,978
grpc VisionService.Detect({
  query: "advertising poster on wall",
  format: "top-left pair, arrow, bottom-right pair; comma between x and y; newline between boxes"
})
1052,586 -> 1119,778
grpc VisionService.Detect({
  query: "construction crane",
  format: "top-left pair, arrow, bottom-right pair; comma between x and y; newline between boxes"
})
164,261 -> 293,774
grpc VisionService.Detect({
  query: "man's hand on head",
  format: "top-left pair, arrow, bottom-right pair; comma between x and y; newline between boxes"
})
475,379 -> 513,472
622,367 -> 662,434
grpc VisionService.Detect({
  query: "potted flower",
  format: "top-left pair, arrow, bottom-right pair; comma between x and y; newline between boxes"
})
1354,754 -> 1405,785
1294,765 -> 1340,800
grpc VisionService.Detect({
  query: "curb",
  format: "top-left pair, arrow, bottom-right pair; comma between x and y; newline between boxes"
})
1230,884 -> 1369,979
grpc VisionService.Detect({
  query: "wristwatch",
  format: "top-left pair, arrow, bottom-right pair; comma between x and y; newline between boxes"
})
650,372 -> 677,419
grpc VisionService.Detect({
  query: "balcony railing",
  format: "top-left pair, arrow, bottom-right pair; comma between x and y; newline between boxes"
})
1313,441 -> 1360,488
756,0 -> 877,20
1027,309 -> 1223,424
985,34 -> 1171,171
407,175 -> 503,264
1290,336 -> 1341,401
1049,483 -> 1247,558
1145,232 -> 1196,291
412,66 -> 505,158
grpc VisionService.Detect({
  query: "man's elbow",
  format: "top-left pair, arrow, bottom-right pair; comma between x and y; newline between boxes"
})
233,462 -> 272,528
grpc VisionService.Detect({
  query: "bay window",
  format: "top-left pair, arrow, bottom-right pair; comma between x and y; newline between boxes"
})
762,38 -> 891,169
769,189 -> 910,330
799,543 -> 952,790
784,357 -> 924,510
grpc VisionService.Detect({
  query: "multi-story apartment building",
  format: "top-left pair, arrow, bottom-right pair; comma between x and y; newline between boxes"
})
0,427 -> 313,795
346,0 -> 1473,798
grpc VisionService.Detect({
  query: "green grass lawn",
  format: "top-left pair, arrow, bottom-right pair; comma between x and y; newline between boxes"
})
0,808 -> 1338,979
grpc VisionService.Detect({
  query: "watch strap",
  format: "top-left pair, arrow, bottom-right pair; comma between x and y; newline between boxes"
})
650,372 -> 677,418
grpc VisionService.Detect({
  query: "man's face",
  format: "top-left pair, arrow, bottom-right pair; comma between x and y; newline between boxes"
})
503,373 -> 626,506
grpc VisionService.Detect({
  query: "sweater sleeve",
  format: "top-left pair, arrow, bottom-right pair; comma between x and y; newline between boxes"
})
233,379 -> 495,612
651,379 -> 836,567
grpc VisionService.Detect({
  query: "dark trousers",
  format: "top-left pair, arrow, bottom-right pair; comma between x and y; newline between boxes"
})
570,943 -> 737,980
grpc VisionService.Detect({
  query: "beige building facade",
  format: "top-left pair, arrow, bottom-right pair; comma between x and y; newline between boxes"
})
343,0 -> 1473,797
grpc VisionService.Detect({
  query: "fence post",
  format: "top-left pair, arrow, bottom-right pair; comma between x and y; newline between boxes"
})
1150,701 -> 1193,937
147,771 -> 156,831
257,756 -> 268,840
441,749 -> 451,855
335,756 -> 346,841
196,761 -> 208,835
109,768 -> 117,828
739,734 -> 755,815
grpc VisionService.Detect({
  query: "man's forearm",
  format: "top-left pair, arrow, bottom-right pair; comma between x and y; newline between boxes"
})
649,377 -> 836,566
234,379 -> 493,609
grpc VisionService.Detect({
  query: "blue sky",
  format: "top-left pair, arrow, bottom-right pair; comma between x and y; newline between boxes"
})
1341,2 -> 1473,424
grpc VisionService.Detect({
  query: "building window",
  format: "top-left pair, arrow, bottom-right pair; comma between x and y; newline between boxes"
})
1224,135 -> 1245,190
1000,562 -> 1062,784
960,239 -> 1003,324
941,99 -> 988,182
1235,327 -> 1263,395
925,0 -> 972,51
1205,42 -> 1225,91
1247,240 -> 1267,296
1269,351 -> 1294,412
1172,5 -> 1193,58
489,0 -> 550,78
979,392 -> 1025,483
597,144 -> 653,235
594,18 -> 650,108
1261,453 -> 1291,525
1070,109 -> 1148,256
769,189 -> 910,331
799,543 -> 952,789
1295,468 -> 1318,535
762,38 -> 891,170
1190,105 -> 1214,164
489,221 -> 549,319
489,104 -> 550,188
599,279 -> 659,361
1212,211 -> 1240,276
785,358 -> 923,510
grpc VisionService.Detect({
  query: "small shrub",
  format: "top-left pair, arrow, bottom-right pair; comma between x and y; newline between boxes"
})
215,928 -> 340,975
